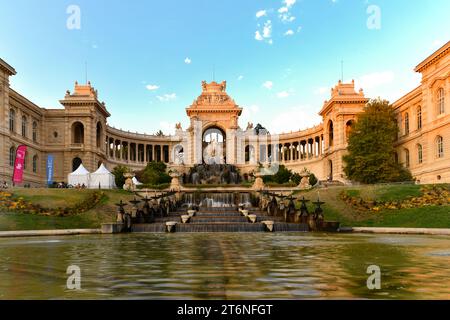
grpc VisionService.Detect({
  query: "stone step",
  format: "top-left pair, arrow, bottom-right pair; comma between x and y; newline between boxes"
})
132,222 -> 309,233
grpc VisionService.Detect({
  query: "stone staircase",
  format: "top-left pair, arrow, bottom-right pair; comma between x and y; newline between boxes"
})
131,207 -> 309,233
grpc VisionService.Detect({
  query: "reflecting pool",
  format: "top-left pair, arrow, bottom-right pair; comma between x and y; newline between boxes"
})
0,233 -> 449,299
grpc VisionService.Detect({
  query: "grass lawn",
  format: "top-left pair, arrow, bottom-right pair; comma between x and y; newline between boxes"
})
0,189 -> 136,231
0,184 -> 449,231
299,184 -> 450,228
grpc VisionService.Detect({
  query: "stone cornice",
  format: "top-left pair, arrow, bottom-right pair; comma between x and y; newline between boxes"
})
0,58 -> 16,76
392,85 -> 422,110
414,41 -> 450,73
9,89 -> 44,117
106,125 -> 176,142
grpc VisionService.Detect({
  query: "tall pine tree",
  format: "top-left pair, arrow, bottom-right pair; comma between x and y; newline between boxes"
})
343,98 -> 413,184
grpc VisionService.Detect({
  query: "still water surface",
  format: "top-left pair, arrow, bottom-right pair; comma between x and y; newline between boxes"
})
0,233 -> 449,299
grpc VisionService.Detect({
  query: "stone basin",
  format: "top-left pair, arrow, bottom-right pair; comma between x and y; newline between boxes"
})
262,221 -> 274,232
187,210 -> 196,217
166,221 -> 178,233
181,215 -> 191,224
248,214 -> 257,223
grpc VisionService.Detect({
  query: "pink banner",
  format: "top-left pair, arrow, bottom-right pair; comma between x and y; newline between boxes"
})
12,145 -> 27,184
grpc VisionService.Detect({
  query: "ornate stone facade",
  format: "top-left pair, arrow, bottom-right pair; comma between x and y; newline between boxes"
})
0,41 -> 448,186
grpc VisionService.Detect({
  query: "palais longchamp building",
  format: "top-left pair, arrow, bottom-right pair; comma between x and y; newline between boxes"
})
0,42 -> 449,186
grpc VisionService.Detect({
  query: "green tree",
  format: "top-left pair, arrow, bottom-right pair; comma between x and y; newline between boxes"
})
136,162 -> 171,185
263,164 -> 294,184
112,165 -> 129,188
343,98 -> 413,184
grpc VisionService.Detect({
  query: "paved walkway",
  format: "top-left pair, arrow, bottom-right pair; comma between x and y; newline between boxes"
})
340,227 -> 450,235
0,229 -> 101,238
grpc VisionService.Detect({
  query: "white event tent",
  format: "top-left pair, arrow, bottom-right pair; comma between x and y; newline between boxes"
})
68,164 -> 90,187
132,177 -> 143,186
89,164 -> 116,189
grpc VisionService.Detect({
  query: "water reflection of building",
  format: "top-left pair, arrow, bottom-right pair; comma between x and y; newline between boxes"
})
0,42 -> 448,185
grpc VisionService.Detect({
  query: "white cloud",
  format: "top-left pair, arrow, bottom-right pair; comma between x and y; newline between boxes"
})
280,13 -> 295,23
159,121 -> 175,135
263,20 -> 272,38
278,0 -> 296,23
256,10 -> 267,18
313,87 -> 329,95
255,20 -> 273,44
277,91 -> 290,98
157,93 -> 177,102
432,39 -> 444,49
268,106 -> 322,133
354,71 -> 395,90
284,0 -> 296,7
184,57 -> 192,64
284,29 -> 294,36
262,81 -> 273,90
146,84 -> 160,91
239,104 -> 260,127
238,75 -> 244,81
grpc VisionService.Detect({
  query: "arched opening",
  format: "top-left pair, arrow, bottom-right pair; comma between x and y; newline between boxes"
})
32,155 -> 38,173
9,146 -> 15,166
173,145 -> 184,164
417,106 -> 422,129
437,88 -> 445,115
32,121 -> 38,142
404,113 -> 409,135
72,122 -> 85,144
417,144 -> 423,164
328,120 -> 334,147
21,115 -> 28,137
202,127 -> 226,164
436,136 -> 444,158
72,157 -> 82,172
96,122 -> 102,148
404,148 -> 410,168
345,120 -> 354,141
9,109 -> 15,132
245,145 -> 255,163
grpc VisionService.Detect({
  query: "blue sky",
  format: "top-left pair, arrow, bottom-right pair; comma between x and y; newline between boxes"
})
1,0 -> 449,134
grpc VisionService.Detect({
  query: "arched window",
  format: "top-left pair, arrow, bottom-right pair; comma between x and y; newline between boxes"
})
437,88 -> 445,115
417,106 -> 422,130
436,136 -> 444,158
21,115 -> 28,137
96,122 -> 102,148
72,122 -> 85,144
9,147 -> 15,166
405,149 -> 410,168
417,144 -> 423,164
72,157 -> 82,172
404,113 -> 409,135
328,120 -> 334,147
9,109 -> 15,132
32,121 -> 38,142
32,155 -> 38,173
345,120 -> 354,141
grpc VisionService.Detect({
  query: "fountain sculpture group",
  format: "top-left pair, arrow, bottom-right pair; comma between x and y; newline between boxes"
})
257,191 -> 334,231
100,189 -> 340,234
112,191 -> 180,233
